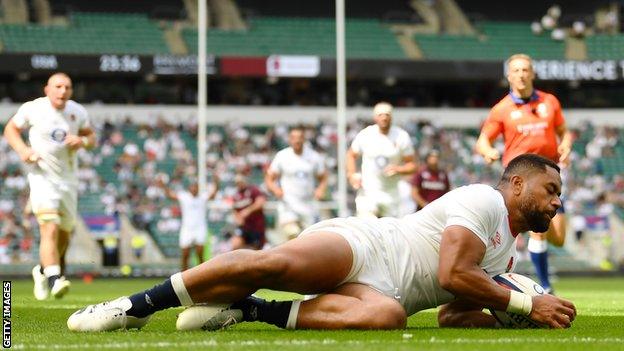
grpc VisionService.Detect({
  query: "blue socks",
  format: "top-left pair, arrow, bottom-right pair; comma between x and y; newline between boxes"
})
127,278 -> 181,318
528,237 -> 551,290
233,296 -> 293,328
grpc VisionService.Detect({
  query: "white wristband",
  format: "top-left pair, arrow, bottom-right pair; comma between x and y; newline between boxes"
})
507,290 -> 533,315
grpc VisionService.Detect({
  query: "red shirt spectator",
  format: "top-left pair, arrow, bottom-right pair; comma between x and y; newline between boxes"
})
411,151 -> 450,210
231,174 -> 267,250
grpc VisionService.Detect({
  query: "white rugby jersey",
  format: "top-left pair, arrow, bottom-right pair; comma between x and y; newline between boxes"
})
394,184 -> 518,313
350,125 -> 414,194
11,97 -> 90,185
177,191 -> 209,234
268,146 -> 325,201
308,184 -> 518,315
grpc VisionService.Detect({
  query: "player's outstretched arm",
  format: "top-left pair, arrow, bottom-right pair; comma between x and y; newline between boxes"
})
438,226 -> 511,311
438,299 -> 497,328
438,225 -> 575,328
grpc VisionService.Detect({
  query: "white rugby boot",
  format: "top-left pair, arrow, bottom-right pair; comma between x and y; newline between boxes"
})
50,276 -> 71,299
67,297 -> 151,332
176,303 -> 242,331
32,265 -> 49,301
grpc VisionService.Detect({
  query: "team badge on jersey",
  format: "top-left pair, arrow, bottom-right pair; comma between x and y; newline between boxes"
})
536,103 -> 548,118
510,110 -> 522,120
50,128 -> 67,143
375,156 -> 389,168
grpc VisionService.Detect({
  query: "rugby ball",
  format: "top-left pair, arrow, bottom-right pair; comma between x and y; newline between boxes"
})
489,273 -> 546,329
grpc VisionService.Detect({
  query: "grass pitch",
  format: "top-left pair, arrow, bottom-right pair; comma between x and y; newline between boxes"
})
9,277 -> 624,350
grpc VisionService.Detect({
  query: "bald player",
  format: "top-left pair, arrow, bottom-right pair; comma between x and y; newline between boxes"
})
476,54 -> 573,293
346,102 -> 417,218
4,72 -> 96,300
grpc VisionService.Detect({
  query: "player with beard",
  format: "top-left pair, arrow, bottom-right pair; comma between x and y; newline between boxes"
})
68,154 -> 575,332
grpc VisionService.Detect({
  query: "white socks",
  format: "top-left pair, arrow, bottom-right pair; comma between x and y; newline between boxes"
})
286,300 -> 301,330
527,237 -> 548,253
170,272 -> 194,306
43,265 -> 61,277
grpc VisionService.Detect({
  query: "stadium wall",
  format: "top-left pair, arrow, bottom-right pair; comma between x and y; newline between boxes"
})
0,105 -> 622,127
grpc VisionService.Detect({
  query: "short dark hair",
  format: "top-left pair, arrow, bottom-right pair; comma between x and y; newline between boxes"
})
499,154 -> 560,185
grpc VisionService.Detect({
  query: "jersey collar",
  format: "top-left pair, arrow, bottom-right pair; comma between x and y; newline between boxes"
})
508,90 -> 538,105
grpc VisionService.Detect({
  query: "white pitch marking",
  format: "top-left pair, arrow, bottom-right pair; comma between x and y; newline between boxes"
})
12,337 -> 624,349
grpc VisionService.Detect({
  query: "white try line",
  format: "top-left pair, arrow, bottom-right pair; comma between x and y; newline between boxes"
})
11,337 -> 624,349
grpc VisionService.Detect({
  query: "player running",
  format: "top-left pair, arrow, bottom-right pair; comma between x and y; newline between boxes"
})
3,72 -> 95,300
346,102 -> 417,218
67,154 -> 575,332
476,53 -> 573,293
265,125 -> 328,240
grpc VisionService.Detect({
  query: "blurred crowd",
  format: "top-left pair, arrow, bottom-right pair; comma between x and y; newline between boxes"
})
1,117 -> 622,264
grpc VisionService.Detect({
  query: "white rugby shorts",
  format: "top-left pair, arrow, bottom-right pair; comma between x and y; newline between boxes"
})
300,217 -> 405,304
28,173 -> 77,232
355,190 -> 399,218
179,227 -> 207,248
277,198 -> 319,228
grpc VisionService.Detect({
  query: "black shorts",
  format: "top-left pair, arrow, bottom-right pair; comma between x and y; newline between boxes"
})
235,228 -> 265,249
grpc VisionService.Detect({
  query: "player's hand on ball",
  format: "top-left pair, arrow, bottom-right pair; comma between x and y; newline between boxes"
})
529,294 -> 576,328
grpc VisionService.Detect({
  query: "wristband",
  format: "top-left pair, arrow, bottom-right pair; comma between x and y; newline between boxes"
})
507,290 -> 533,315
80,136 -> 91,148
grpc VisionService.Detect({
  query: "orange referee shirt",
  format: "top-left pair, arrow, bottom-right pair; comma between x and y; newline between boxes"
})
481,90 -> 565,166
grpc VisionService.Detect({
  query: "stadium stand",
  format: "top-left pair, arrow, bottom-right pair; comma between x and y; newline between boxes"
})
182,17 -> 406,58
415,21 -> 565,60
586,34 -> 624,59
0,12 -> 169,54
49,0 -> 187,19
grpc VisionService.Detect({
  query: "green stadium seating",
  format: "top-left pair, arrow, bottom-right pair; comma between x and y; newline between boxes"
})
415,21 -> 565,60
183,17 -> 406,59
586,34 -> 624,60
0,12 -> 168,54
